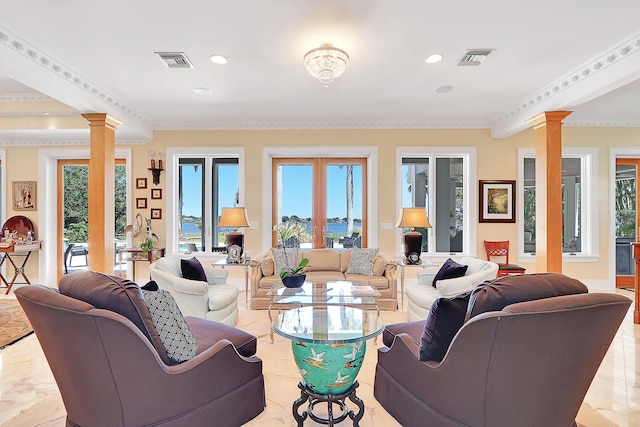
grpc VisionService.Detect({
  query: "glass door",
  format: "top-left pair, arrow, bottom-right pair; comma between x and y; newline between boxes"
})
273,158 -> 367,249
615,159 -> 639,288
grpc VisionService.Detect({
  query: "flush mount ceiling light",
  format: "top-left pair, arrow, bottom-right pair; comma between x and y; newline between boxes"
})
425,53 -> 444,64
193,87 -> 212,95
303,43 -> 349,87
210,54 -> 228,65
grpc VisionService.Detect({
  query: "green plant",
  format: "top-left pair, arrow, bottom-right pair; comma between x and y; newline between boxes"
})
273,222 -> 310,278
140,237 -> 155,253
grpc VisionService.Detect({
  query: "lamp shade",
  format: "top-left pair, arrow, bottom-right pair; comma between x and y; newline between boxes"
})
395,207 -> 432,229
218,207 -> 251,229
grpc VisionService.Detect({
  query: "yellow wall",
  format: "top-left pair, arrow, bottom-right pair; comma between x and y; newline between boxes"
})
5,124 -> 640,286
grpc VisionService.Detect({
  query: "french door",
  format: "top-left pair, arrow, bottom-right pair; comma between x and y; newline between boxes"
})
615,158 -> 640,288
272,158 -> 367,248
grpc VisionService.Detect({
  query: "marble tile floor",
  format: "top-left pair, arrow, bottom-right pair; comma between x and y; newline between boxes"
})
0,287 -> 638,427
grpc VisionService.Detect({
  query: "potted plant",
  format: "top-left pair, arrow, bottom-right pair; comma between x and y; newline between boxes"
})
273,222 -> 310,288
140,237 -> 155,254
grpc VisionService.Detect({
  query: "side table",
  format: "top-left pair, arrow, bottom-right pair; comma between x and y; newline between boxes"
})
397,258 -> 439,308
118,247 -> 165,281
212,259 -> 250,307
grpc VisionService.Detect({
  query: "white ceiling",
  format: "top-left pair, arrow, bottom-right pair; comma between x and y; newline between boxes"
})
0,0 -> 639,142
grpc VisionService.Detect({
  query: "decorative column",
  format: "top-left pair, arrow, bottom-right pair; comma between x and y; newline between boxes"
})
525,111 -> 572,273
82,113 -> 122,274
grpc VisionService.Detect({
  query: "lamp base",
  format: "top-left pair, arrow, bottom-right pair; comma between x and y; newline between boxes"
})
403,231 -> 423,265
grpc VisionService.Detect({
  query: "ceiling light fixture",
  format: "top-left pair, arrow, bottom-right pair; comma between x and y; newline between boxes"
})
210,54 -> 228,65
303,43 -> 349,87
193,87 -> 212,95
425,53 -> 444,64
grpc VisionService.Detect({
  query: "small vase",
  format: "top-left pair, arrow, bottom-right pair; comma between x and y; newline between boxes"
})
282,274 -> 306,288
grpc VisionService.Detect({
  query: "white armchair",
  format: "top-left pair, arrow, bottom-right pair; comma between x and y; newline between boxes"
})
149,256 -> 239,326
405,256 -> 499,321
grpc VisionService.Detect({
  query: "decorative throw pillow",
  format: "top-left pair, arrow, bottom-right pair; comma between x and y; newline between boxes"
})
432,258 -> 468,287
181,257 -> 207,282
260,257 -> 275,277
345,248 -> 379,276
141,284 -> 198,364
270,248 -> 299,276
418,291 -> 472,362
372,256 -> 387,276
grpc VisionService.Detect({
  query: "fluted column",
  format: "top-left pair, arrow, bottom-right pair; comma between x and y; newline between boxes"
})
82,113 -> 122,274
525,111 -> 572,273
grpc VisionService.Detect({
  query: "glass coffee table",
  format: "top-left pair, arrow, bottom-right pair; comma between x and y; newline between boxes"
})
267,280 -> 381,343
272,305 -> 384,426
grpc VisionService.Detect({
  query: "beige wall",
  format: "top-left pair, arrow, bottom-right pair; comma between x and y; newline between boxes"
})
5,124 -> 640,286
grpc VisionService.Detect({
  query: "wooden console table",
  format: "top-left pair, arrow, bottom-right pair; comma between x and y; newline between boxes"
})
0,241 -> 42,294
118,247 -> 165,282
631,243 -> 640,324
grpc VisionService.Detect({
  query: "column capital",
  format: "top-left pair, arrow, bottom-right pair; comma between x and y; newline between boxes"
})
525,111 -> 572,129
81,113 -> 122,130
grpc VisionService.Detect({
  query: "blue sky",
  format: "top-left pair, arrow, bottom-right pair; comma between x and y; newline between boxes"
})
181,164 -> 363,219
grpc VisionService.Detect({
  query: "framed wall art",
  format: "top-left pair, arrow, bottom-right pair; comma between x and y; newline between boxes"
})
151,188 -> 162,200
151,208 -> 162,219
136,177 -> 147,189
479,180 -> 516,223
136,197 -> 148,209
13,181 -> 36,210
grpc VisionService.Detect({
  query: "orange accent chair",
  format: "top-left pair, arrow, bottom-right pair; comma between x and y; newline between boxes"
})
484,240 -> 526,277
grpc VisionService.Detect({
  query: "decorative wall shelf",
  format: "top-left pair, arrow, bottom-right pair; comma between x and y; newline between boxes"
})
148,168 -> 164,185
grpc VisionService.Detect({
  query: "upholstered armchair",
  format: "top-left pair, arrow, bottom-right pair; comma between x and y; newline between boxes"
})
150,255 -> 239,326
375,274 -> 631,427
15,271 -> 265,427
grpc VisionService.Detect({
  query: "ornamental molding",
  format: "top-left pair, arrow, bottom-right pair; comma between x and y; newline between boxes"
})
153,120 -> 491,131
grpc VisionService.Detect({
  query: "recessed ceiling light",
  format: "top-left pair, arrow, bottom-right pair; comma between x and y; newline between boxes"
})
425,53 -> 444,64
435,85 -> 453,93
193,87 -> 212,96
43,112 -> 50,115
210,54 -> 228,65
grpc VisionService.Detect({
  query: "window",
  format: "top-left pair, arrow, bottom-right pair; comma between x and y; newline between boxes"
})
518,148 -> 598,260
166,148 -> 244,254
397,147 -> 476,257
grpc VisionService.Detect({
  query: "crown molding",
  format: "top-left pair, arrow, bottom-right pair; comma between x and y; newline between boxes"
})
0,138 -> 149,146
154,120 -> 491,131
0,92 -> 54,102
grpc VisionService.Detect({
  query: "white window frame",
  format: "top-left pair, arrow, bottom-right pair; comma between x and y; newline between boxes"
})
396,146 -> 477,260
517,147 -> 598,262
165,147 -> 245,256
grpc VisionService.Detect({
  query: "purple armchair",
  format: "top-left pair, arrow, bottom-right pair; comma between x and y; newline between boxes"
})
374,274 -> 631,427
15,271 -> 265,427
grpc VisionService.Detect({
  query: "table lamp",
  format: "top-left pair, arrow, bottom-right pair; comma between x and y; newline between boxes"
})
217,207 -> 251,262
395,207 -> 432,265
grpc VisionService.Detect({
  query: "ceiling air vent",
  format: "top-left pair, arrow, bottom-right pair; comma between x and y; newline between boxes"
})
457,49 -> 495,66
155,52 -> 194,69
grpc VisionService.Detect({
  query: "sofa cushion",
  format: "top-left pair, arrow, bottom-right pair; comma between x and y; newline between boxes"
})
345,248 -> 379,276
181,257 -> 206,282
141,281 -> 198,363
270,247 -> 299,276
58,270 -> 172,365
307,271 -> 346,282
432,258 -> 468,287
466,272 -> 589,321
418,291 -> 472,362
260,257 -> 274,277
304,249 -> 340,272
372,256 -> 386,276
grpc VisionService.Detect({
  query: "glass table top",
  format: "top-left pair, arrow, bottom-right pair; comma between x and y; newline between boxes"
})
268,280 -> 381,306
272,305 -> 384,344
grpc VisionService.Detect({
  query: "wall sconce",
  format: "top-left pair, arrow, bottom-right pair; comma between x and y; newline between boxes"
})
147,150 -> 164,185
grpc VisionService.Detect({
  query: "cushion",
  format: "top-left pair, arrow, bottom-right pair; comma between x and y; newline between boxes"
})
270,247 -> 299,276
58,270 -> 172,365
372,256 -> 387,276
260,257 -> 274,277
181,257 -> 207,281
432,258 -> 468,287
303,249 -> 340,271
141,281 -> 198,363
418,291 -> 472,362
466,272 -> 589,322
345,248 -> 379,276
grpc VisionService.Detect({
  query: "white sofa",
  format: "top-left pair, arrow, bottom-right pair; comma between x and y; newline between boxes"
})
149,256 -> 239,326
405,256 -> 499,321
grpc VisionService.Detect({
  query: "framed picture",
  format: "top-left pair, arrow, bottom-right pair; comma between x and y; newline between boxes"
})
136,197 -> 148,209
13,181 -> 36,210
136,177 -> 147,189
151,188 -> 162,200
479,180 -> 516,223
151,208 -> 162,219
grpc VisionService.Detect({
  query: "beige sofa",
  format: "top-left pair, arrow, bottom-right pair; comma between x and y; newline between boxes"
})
249,248 -> 399,310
